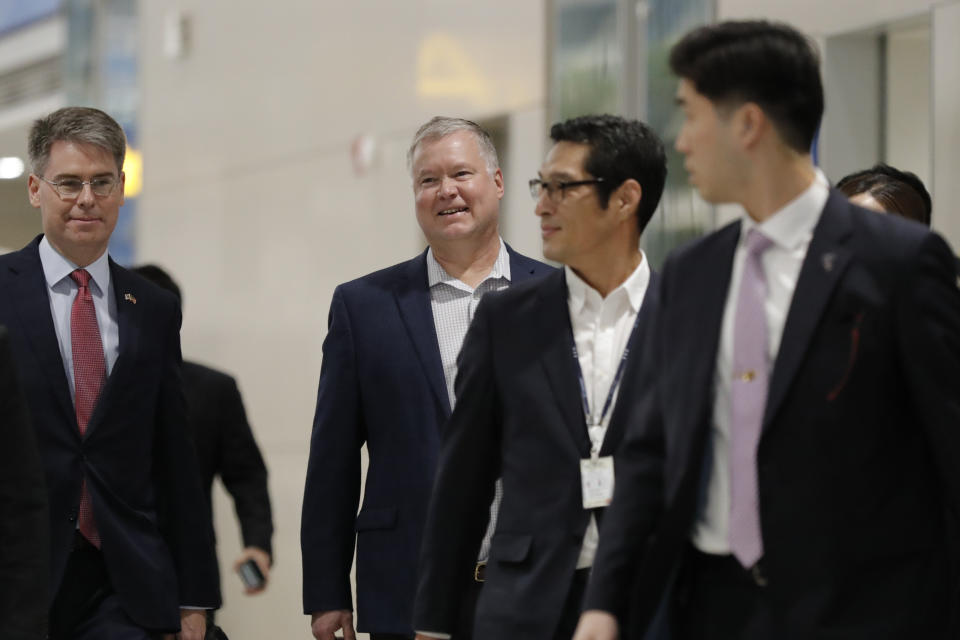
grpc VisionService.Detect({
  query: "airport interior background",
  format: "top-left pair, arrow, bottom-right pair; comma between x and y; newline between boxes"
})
0,0 -> 958,637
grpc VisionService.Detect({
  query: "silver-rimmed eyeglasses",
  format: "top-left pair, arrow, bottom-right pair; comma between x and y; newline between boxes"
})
39,176 -> 121,199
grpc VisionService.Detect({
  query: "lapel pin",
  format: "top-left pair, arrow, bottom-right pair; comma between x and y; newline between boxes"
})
821,253 -> 835,272
124,293 -> 137,304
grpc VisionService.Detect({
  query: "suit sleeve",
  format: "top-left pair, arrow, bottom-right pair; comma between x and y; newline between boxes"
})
584,270 -> 668,621
897,232 -> 960,517
0,327 -> 49,640
413,296 -> 502,633
216,376 -> 273,556
301,287 -> 364,614
154,302 -> 221,608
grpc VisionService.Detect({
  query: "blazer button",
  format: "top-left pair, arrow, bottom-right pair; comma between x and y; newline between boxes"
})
68,513 -> 76,522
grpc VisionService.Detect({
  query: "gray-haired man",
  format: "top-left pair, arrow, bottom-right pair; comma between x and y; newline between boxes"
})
301,116 -> 551,640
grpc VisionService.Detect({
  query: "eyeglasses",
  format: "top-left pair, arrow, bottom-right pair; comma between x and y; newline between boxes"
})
529,177 -> 605,202
39,176 -> 120,199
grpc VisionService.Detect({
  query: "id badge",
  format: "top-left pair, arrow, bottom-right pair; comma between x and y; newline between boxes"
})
580,456 -> 615,509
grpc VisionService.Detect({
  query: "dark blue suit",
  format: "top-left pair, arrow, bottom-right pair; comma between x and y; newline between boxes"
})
585,191 -> 960,639
0,237 -> 220,632
300,245 -> 551,635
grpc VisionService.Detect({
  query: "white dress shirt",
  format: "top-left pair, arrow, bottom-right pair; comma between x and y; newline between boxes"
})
427,238 -> 511,564
38,236 -> 119,398
691,170 -> 830,553
566,255 -> 650,568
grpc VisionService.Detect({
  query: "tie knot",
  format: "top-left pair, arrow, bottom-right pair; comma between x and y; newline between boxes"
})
745,229 -> 774,257
70,269 -> 92,289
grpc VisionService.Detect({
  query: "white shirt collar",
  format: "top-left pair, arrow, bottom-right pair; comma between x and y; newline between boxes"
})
565,251 -> 650,316
39,235 -> 111,294
741,168 -> 830,251
426,237 -> 511,289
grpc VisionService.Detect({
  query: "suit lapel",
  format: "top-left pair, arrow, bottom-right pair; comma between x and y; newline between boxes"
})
600,271 -> 660,455
506,244 -> 542,284
6,242 -> 76,427
86,261 -> 143,435
676,223 -> 742,452
394,251 -> 452,418
537,270 -> 591,454
764,191 -> 853,429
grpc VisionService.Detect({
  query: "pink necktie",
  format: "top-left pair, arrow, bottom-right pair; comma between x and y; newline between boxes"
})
728,229 -> 773,568
70,268 -> 105,548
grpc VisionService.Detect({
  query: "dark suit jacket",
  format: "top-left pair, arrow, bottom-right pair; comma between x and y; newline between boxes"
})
0,325 -> 49,640
412,267 -> 660,638
0,237 -> 221,631
182,361 -> 273,564
585,191 -> 960,639
300,245 -> 551,634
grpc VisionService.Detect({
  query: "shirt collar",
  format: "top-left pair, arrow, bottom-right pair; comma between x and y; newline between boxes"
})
565,251 -> 650,316
741,168 -> 830,251
39,235 -> 111,294
426,237 -> 511,289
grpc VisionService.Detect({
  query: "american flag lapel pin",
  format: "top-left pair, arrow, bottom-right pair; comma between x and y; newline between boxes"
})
124,293 -> 137,304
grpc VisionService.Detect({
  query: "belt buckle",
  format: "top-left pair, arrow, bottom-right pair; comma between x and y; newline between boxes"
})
474,561 -> 486,583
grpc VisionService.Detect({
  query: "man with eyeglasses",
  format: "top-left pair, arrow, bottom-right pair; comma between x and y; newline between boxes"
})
301,116 -> 551,640
412,114 -> 666,639
0,107 -> 220,640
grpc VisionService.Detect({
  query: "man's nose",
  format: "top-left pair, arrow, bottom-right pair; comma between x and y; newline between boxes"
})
439,176 -> 458,197
76,182 -> 97,207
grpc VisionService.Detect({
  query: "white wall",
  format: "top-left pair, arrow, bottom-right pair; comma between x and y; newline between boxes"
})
886,26 -> 932,189
137,2 -> 546,639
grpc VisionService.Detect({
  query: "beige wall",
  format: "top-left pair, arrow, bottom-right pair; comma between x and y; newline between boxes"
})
136,2 -> 545,638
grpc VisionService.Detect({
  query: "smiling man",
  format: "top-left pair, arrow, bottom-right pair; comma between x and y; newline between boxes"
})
301,116 -> 550,640
0,107 -> 220,640
412,114 -> 666,639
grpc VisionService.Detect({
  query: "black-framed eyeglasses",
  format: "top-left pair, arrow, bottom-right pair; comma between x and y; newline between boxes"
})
38,175 -> 120,199
528,178 -> 605,202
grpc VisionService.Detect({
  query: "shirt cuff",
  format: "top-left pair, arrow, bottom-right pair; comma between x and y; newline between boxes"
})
416,631 -> 452,639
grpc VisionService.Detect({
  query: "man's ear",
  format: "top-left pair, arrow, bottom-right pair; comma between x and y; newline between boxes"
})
736,102 -> 766,150
27,174 -> 41,208
613,179 -> 642,223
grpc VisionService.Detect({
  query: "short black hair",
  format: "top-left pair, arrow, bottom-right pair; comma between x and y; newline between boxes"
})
669,20 -> 824,153
132,264 -> 181,306
836,163 -> 932,226
549,114 -> 667,234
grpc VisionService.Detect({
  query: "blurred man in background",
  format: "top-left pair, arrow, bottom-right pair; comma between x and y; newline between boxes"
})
132,264 -> 274,598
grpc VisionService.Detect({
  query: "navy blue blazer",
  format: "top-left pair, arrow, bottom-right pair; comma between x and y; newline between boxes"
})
300,245 -> 551,634
585,191 -> 960,638
0,237 -> 220,631
413,266 -> 660,638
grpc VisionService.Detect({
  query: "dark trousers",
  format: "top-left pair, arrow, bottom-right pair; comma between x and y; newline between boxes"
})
672,547 -> 772,640
48,534 -> 156,640
372,577 -> 484,640
552,568 -> 591,640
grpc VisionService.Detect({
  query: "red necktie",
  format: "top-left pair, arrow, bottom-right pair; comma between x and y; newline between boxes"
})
70,268 -> 104,548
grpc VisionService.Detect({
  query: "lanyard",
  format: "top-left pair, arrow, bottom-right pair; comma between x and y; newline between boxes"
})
570,310 -> 642,451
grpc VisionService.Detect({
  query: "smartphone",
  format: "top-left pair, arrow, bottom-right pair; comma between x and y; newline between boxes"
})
238,558 -> 265,590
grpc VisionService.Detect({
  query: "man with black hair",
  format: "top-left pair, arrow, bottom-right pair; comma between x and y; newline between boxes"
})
575,20 -> 960,640
836,163 -> 932,225
413,114 -> 666,639
131,265 -> 274,599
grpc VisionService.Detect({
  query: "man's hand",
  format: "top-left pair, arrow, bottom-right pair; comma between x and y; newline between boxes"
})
311,609 -> 355,640
176,609 -> 207,640
233,546 -> 272,594
572,610 -> 619,640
